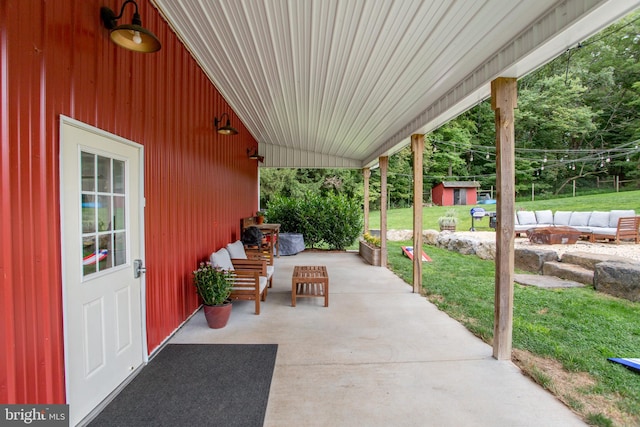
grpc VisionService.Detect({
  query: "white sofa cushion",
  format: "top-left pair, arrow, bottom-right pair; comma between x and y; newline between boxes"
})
569,211 -> 591,227
588,211 -> 610,228
210,248 -> 235,271
553,211 -> 572,226
226,240 -> 247,259
517,211 -> 537,225
232,276 -> 268,293
608,210 -> 636,228
535,210 -> 553,225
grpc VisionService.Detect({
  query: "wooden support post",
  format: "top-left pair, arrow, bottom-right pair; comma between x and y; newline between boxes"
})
379,156 -> 389,267
491,77 -> 517,361
411,135 -> 424,293
363,168 -> 371,233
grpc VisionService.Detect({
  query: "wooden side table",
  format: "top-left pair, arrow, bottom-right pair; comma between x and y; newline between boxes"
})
291,266 -> 328,307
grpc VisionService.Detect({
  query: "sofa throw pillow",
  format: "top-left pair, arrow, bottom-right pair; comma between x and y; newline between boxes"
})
226,240 -> 247,259
588,211 -> 610,228
210,248 -> 235,271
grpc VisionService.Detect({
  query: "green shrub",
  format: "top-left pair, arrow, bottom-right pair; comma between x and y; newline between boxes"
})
266,193 -> 362,250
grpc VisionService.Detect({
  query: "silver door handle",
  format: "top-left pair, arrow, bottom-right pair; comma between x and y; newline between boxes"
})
133,259 -> 146,278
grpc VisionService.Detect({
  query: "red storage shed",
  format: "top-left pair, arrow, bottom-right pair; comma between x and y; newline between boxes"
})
432,181 -> 481,206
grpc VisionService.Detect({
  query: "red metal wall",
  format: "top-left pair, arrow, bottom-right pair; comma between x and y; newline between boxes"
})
1,0 -> 258,404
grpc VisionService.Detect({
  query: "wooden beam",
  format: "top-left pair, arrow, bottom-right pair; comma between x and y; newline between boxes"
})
491,77 -> 517,361
411,135 -> 424,293
363,168 -> 371,233
379,156 -> 388,267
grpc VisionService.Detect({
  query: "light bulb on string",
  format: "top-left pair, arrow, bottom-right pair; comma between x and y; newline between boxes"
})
626,156 -> 630,162
543,154 -> 547,163
486,153 -> 490,160
469,154 -> 474,162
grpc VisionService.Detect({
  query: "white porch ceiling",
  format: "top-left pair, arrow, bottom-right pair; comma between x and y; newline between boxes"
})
151,0 -> 640,168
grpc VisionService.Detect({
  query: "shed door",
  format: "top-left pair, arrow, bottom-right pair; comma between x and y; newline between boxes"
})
60,118 -> 146,425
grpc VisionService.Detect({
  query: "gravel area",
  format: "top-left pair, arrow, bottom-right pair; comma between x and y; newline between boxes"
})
454,231 -> 640,262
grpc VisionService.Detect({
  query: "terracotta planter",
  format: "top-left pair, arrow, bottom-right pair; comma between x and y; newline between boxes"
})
203,302 -> 232,329
256,215 -> 264,224
359,240 -> 381,266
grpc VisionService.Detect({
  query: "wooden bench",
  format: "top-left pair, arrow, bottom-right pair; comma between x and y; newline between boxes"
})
591,216 -> 640,244
291,266 -> 329,307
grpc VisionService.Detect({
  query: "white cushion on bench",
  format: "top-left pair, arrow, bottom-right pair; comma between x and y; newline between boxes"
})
517,211 -> 537,225
569,211 -> 591,227
588,211 -> 610,228
609,210 -> 636,228
535,210 -> 553,225
553,211 -> 572,226
226,240 -> 247,259
232,276 -> 268,293
210,248 -> 235,271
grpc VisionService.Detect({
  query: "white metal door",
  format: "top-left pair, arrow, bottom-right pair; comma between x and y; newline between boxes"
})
60,117 -> 146,426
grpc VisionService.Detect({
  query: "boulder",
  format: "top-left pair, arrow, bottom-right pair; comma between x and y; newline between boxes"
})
514,248 -> 558,273
475,241 -> 496,260
561,251 -> 631,271
387,229 -> 413,241
422,229 -> 439,246
594,261 -> 640,302
542,261 -> 594,286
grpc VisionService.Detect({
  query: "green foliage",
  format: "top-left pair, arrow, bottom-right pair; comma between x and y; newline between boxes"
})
266,193 -> 363,250
192,262 -> 232,306
362,232 -> 381,247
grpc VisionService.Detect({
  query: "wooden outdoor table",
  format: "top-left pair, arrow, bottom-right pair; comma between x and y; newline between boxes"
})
255,223 -> 281,257
291,266 -> 329,307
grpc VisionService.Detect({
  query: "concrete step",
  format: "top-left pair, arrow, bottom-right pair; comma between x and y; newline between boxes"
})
514,273 -> 585,289
542,261 -> 594,286
561,251 -> 631,272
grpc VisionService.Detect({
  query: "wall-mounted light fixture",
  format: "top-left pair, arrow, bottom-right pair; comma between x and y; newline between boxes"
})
214,113 -> 238,135
247,148 -> 264,163
101,0 -> 161,53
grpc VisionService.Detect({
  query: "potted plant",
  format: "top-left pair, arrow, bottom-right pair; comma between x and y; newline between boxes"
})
256,210 -> 265,224
438,209 -> 459,231
193,262 -> 233,328
359,232 -> 381,266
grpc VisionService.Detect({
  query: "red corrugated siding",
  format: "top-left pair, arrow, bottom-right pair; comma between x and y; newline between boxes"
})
1,0 -> 259,404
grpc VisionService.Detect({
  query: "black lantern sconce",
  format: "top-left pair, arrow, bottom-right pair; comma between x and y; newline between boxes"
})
247,148 -> 264,163
101,0 -> 161,53
214,113 -> 239,135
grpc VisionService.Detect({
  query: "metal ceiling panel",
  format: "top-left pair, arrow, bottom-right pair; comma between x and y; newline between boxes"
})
152,0 -> 640,168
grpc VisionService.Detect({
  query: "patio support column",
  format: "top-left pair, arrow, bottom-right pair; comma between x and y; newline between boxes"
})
379,156 -> 389,267
491,77 -> 517,360
411,134 -> 424,293
363,168 -> 371,233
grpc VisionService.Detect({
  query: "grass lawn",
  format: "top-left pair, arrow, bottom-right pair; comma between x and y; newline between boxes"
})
376,191 -> 640,427
367,189 -> 640,232
386,242 -> 640,426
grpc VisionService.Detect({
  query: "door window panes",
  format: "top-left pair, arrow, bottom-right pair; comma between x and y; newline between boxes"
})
81,152 -> 128,277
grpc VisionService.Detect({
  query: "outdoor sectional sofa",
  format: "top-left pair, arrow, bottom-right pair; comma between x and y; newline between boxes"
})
514,209 -> 639,244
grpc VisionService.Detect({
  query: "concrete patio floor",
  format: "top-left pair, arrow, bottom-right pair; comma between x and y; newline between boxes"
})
170,251 -> 586,427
